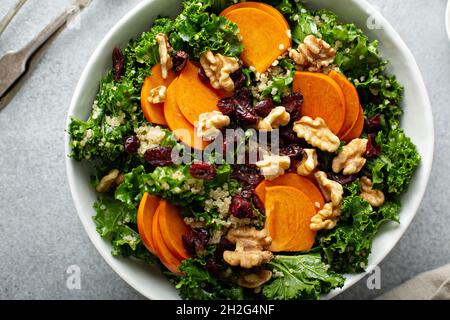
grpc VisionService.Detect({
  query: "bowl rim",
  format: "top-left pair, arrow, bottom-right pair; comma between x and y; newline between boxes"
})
65,0 -> 434,300
446,0 -> 450,40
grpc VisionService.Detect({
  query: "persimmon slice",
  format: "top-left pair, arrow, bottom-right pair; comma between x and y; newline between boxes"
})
137,192 -> 161,254
224,7 -> 291,73
265,186 -> 317,252
157,200 -> 191,260
255,173 -> 325,210
141,64 -> 176,125
152,204 -> 183,275
293,71 -> 346,134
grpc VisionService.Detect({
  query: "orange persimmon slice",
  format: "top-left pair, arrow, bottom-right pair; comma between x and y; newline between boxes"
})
220,2 -> 290,31
265,186 -> 317,252
255,173 -> 325,210
328,70 -> 361,139
163,79 -> 209,150
152,204 -> 183,275
141,64 -> 176,125
176,62 -> 221,126
293,71 -> 346,134
223,7 -> 291,73
137,192 -> 161,255
157,200 -> 191,261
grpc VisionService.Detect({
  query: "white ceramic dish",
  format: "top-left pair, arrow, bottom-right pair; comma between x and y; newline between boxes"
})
65,0 -> 434,300
446,0 -> 450,40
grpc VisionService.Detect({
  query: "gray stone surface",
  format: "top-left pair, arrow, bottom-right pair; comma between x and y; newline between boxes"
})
0,0 -> 448,300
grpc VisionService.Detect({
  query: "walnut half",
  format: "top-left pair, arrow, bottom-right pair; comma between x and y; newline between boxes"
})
293,116 -> 340,153
332,138 -> 368,175
314,171 -> 343,206
289,35 -> 336,72
223,227 -> 273,269
96,169 -> 125,193
200,51 -> 240,92
310,203 -> 341,231
237,270 -> 273,289
196,111 -> 230,141
297,148 -> 318,176
256,154 -> 291,181
155,33 -> 173,79
256,106 -> 290,131
359,176 -> 385,207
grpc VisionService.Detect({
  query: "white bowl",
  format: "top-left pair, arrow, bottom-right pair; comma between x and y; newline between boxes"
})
65,0 -> 434,300
446,0 -> 450,40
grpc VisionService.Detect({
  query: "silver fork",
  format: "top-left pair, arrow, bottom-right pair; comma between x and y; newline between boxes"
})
0,0 -> 91,104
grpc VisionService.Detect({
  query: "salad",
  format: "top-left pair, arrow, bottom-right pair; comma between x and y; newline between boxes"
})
68,0 -> 421,300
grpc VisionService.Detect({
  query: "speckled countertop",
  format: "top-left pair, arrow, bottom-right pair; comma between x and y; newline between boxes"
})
0,0 -> 449,300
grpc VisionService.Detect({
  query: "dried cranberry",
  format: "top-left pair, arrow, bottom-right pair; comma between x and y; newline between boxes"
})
252,194 -> 265,215
124,135 -> 140,154
254,99 -> 275,118
230,195 -> 254,218
234,88 -> 252,107
279,126 -> 302,146
231,165 -> 264,186
236,106 -> 259,124
365,133 -> 381,158
240,185 -> 255,199
230,67 -> 246,89
327,172 -> 359,185
182,228 -> 210,257
282,92 -> 303,121
279,144 -> 305,160
172,51 -> 189,73
215,237 -> 235,261
217,96 -> 236,117
205,257 -> 222,278
144,147 -> 173,166
112,47 -> 125,81
198,67 -> 210,83
189,162 -> 216,180
365,114 -> 382,133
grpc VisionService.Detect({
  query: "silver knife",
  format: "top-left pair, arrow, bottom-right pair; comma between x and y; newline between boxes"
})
0,0 -> 92,104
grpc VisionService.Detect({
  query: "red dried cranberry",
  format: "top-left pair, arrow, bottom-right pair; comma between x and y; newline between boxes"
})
215,237 -> 235,261
124,135 -> 140,154
327,172 -> 359,185
144,147 -> 173,166
182,228 -> 210,257
236,103 -> 259,124
254,99 -> 275,118
231,165 -> 263,186
279,144 -> 305,160
112,47 -> 125,81
279,126 -> 302,146
205,257 -> 222,278
365,114 -> 382,133
198,67 -> 210,83
365,133 -> 381,158
230,67 -> 246,89
230,195 -> 254,218
282,92 -> 303,121
217,96 -> 236,117
189,162 -> 216,180
234,88 -> 252,107
172,51 -> 189,73
252,194 -> 265,215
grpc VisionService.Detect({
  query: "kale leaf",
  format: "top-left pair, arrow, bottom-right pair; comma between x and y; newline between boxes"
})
176,258 -> 244,300
366,128 -> 421,195
262,254 -> 345,300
